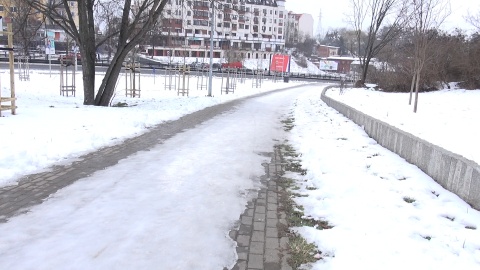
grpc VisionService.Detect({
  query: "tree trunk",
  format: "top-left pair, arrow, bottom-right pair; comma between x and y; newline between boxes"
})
409,72 -> 416,105
79,43 -> 97,105
94,49 -> 130,106
413,72 -> 420,113
360,57 -> 372,84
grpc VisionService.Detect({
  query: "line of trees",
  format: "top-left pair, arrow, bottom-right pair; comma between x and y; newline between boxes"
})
316,1 -> 479,90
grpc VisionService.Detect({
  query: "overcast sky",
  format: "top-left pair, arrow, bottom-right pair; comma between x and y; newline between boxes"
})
285,0 -> 479,37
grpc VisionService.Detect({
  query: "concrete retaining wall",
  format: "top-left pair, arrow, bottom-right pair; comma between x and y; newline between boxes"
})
321,87 -> 480,210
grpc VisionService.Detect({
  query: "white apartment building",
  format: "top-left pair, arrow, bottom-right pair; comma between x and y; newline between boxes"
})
146,0 -> 287,61
285,12 -> 314,44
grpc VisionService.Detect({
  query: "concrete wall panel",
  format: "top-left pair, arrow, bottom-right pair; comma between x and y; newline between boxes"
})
321,86 -> 480,210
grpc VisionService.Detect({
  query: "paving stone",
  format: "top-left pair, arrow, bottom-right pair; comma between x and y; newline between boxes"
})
254,213 -> 265,222
266,227 -> 278,238
255,205 -> 266,214
232,260 -> 247,270
250,241 -> 265,254
265,262 -> 281,270
238,224 -> 253,235
241,216 -> 253,225
247,254 -> 263,269
237,235 -> 250,247
267,203 -> 278,211
280,237 -> 289,249
253,221 -> 265,231
251,230 -> 265,242
229,230 -> 238,240
256,198 -> 266,205
266,218 -> 277,228
267,210 -> 277,219
266,237 -> 279,249
264,248 -> 280,263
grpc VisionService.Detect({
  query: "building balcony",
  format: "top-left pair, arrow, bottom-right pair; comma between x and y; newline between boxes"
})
192,5 -> 209,11
193,15 -> 209,20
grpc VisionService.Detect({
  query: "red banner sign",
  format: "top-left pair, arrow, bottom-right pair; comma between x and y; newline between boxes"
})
270,54 -> 289,72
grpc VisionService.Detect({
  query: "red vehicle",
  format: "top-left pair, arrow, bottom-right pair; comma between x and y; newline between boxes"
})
221,62 -> 243,69
60,53 -> 81,62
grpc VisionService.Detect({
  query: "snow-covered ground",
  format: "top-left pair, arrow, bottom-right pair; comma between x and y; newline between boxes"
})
290,89 -> 480,269
326,87 -> 480,164
0,69 -> 308,187
0,66 -> 479,269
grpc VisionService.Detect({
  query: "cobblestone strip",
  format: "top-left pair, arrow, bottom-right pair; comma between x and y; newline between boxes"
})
230,147 -> 292,270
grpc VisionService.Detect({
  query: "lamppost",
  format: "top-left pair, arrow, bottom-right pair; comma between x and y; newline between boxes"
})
207,0 -> 215,97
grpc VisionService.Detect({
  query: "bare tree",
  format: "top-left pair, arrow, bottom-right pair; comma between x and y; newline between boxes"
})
409,0 -> 449,113
466,10 -> 480,31
5,1 -> 44,56
349,0 -> 409,85
26,0 -> 168,106
94,1 -> 123,61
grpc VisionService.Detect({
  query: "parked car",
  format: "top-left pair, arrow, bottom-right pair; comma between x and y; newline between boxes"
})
221,62 -> 243,70
189,62 -> 209,70
212,63 -> 222,70
59,53 -> 81,63
189,62 -> 201,70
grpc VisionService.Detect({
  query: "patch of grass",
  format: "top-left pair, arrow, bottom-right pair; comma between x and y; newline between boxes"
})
403,197 -> 416,203
278,176 -> 295,188
281,117 -> 295,131
275,142 -> 332,268
291,192 -> 308,198
285,162 -> 307,175
288,233 -> 321,269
